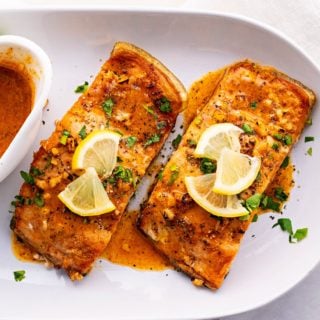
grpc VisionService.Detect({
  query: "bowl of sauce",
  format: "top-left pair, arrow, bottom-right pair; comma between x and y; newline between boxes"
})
0,35 -> 52,182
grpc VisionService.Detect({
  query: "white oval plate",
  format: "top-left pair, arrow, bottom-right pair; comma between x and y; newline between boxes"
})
0,8 -> 319,320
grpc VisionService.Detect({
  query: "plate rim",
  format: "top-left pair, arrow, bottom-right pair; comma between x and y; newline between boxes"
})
1,7 -> 320,319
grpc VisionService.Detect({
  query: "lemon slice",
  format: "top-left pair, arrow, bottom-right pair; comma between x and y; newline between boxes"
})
72,129 -> 121,179
194,123 -> 243,160
58,167 -> 115,216
185,174 -> 248,217
213,148 -> 261,195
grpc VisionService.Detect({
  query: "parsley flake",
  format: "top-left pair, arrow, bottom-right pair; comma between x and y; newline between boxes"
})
187,139 -> 197,147
20,171 -> 34,185
102,98 -> 114,117
157,168 -> 164,181
273,218 -> 293,234
112,166 -> 135,187
59,130 -> 70,145
30,167 -> 43,177
144,105 -> 157,118
280,156 -> 290,169
14,270 -> 26,282
78,126 -> 87,140
200,158 -> 216,174
126,136 -> 137,148
305,136 -> 314,143
239,214 -> 250,221
156,121 -> 167,130
274,187 -> 288,201
172,134 -> 182,149
250,101 -> 258,109
292,228 -> 308,242
307,147 -> 313,156
244,193 -> 262,212
261,195 -> 280,212
273,133 -> 292,146
157,97 -> 172,113
34,193 -> 45,207
273,218 -> 308,243
168,165 -> 179,185
74,81 -> 88,93
144,133 -> 161,147
242,123 -> 254,134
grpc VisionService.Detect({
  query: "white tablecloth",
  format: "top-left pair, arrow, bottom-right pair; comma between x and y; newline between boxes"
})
2,1 -> 320,319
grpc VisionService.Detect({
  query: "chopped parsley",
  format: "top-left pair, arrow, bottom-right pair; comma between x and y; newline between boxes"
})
273,133 -> 292,146
307,147 -> 313,156
200,158 -> 216,174
280,156 -> 290,169
144,133 -> 161,147
126,136 -> 137,148
304,136 -> 314,143
20,171 -> 34,185
273,218 -> 308,243
102,98 -> 114,117
291,228 -> 308,242
244,193 -> 262,212
34,193 -> 45,207
113,166 -> 132,182
112,166 -> 135,187
13,270 -> 26,282
30,167 -> 43,177
260,195 -> 280,212
74,81 -> 88,93
78,126 -> 87,140
11,195 -> 25,207
284,135 -> 293,145
144,105 -> 157,118
239,214 -> 250,221
59,129 -> 70,145
156,121 -> 167,130
187,139 -> 197,147
157,168 -> 164,181
250,101 -> 258,109
168,165 -> 179,185
172,134 -> 182,149
242,123 -> 254,134
272,218 -> 293,234
274,187 -> 288,201
157,97 -> 172,113
272,143 -> 279,151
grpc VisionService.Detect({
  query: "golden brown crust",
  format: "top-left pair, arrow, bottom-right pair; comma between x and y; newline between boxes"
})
138,60 -> 316,289
12,42 -> 186,279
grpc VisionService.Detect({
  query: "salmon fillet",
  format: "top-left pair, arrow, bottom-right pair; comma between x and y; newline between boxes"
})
11,42 -> 186,280
138,60 -> 316,289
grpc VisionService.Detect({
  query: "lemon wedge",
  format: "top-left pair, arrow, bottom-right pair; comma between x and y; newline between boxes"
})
213,148 -> 261,195
58,167 -> 115,216
72,129 -> 121,179
185,174 -> 248,217
194,123 -> 243,160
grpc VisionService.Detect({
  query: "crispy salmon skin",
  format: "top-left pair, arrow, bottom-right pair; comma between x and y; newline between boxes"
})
11,42 -> 186,280
138,60 -> 315,289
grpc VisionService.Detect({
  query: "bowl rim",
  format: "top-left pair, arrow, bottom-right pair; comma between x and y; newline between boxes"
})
0,35 -> 52,180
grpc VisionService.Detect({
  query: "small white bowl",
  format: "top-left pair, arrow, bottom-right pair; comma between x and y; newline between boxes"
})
0,35 -> 52,182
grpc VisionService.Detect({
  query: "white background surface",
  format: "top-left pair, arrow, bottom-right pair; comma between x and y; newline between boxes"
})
1,1 -> 320,319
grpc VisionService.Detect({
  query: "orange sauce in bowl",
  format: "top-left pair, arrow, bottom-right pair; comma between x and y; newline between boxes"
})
0,63 -> 33,157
